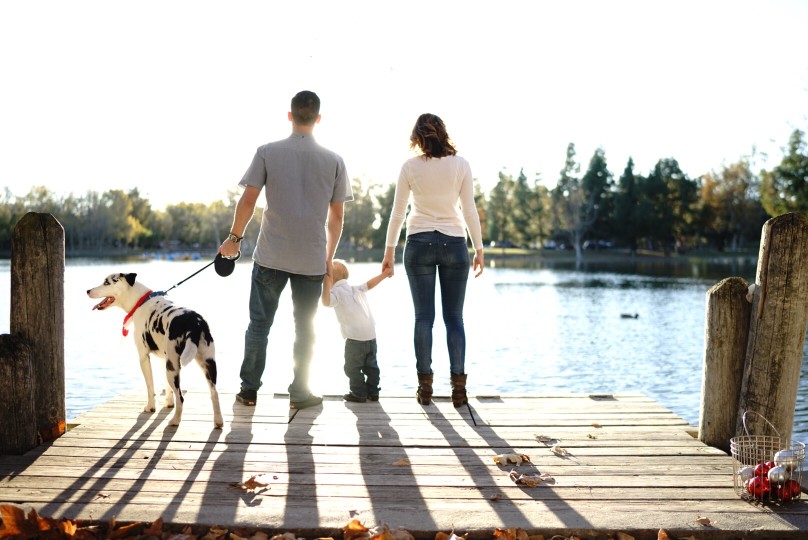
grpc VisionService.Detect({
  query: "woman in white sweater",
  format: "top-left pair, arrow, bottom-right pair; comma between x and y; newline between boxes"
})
381,113 -> 484,407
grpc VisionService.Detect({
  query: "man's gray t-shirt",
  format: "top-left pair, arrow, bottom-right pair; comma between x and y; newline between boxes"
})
239,133 -> 353,275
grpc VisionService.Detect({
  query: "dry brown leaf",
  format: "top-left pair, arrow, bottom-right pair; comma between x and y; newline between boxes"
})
591,423 -> 602,428
535,434 -> 555,443
490,493 -> 503,501
392,458 -> 411,466
109,521 -> 145,538
493,453 -> 531,466
436,533 -> 450,540
230,475 -> 270,492
657,529 -> 671,540
269,534 -> 296,540
550,444 -> 570,457
695,515 -> 712,526
143,516 -> 163,536
494,528 -> 529,540
344,518 -> 371,540
368,524 -> 414,540
389,528 -> 416,540
509,471 -> 543,487
252,532 -> 271,540
616,532 -> 635,540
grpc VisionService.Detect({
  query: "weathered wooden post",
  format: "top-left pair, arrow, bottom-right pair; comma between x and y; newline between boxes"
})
698,277 -> 752,452
737,212 -> 808,441
10,212 -> 66,445
0,334 -> 37,454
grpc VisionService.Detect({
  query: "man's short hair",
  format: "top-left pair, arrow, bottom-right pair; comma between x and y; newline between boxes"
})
291,91 -> 320,126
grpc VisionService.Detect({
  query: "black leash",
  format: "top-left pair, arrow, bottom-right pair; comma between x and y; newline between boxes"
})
162,260 -> 216,295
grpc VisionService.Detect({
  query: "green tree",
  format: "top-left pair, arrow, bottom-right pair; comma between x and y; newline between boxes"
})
342,178 -> 376,249
612,158 -> 643,253
553,143 -> 609,259
486,171 -> 515,245
636,158 -> 698,253
699,160 -> 766,251
580,148 -> 614,243
760,129 -> 808,216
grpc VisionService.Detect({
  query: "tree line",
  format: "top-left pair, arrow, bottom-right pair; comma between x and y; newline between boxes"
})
1,128 -> 806,258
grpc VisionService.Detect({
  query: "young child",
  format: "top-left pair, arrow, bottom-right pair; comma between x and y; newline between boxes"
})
322,259 -> 392,402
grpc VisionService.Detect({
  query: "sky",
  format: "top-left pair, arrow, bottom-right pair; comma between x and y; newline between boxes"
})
2,0 -> 807,210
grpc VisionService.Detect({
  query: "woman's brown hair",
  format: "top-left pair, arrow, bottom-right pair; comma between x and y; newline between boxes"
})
409,113 -> 457,158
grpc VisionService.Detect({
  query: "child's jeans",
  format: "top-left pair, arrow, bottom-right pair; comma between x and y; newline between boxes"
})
344,338 -> 380,398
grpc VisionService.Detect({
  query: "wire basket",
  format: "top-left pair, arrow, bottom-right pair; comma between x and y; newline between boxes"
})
730,411 -> 805,504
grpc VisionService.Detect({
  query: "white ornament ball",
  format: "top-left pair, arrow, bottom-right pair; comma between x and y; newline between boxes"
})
769,464 -> 791,483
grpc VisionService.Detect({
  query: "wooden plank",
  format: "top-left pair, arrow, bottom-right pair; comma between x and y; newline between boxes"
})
4,392 -> 808,538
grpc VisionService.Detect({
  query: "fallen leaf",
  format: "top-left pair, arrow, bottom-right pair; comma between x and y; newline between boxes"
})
550,444 -> 570,457
392,458 -> 411,466
490,493 -> 503,501
493,453 -> 531,466
616,532 -> 635,540
591,423 -> 602,428
535,434 -> 556,443
252,532 -> 270,540
657,529 -> 672,540
269,534 -> 296,540
509,471 -> 542,487
144,516 -> 163,535
231,475 -> 270,492
344,518 -> 371,540
493,528 -> 530,540
109,521 -> 145,538
695,515 -> 712,526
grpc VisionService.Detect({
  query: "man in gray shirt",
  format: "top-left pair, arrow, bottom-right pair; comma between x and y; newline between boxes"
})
219,90 -> 353,409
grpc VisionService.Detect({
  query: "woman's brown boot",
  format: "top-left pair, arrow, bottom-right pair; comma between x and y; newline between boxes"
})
416,373 -> 433,405
451,373 -> 468,407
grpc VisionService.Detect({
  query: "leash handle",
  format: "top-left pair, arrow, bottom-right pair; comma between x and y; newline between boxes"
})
164,260 -> 215,294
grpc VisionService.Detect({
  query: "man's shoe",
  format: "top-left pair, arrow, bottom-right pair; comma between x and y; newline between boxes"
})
236,389 -> 257,406
290,395 -> 323,410
367,395 -> 379,402
343,392 -> 367,403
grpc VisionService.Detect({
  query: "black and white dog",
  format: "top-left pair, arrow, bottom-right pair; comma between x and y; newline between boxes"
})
87,272 -> 223,428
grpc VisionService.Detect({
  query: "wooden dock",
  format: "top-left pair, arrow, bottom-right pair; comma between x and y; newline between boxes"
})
2,391 -> 808,539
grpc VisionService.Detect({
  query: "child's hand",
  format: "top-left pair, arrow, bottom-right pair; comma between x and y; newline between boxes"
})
383,267 -> 394,278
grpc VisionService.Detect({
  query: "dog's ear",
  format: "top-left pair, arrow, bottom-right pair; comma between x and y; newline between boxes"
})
125,273 -> 137,286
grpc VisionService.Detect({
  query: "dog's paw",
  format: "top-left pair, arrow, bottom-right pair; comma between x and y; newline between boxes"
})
143,405 -> 156,413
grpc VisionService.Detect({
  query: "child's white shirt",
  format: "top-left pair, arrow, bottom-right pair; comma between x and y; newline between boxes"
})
327,279 -> 376,341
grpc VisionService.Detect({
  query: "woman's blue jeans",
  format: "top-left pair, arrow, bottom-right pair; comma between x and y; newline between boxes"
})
404,231 -> 470,376
240,263 -> 323,402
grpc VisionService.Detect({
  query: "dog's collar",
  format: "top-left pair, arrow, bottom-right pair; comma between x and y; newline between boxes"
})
122,290 -> 154,337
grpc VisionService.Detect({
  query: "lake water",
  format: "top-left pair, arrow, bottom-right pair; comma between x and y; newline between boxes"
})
2,256 -> 808,444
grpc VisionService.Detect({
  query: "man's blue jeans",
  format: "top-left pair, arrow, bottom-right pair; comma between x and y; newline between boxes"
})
403,231 -> 470,376
239,263 -> 323,402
